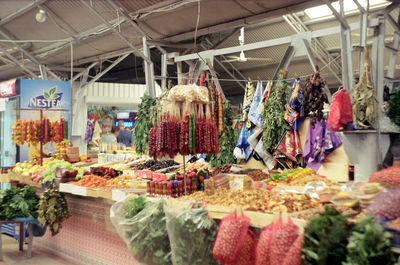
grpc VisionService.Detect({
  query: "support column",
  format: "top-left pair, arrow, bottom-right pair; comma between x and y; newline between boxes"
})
339,0 -> 354,90
143,36 -> 155,97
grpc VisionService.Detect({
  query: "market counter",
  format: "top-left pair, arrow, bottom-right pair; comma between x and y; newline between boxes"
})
34,194 -> 137,265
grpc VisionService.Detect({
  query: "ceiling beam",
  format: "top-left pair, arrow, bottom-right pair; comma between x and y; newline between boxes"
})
80,0 -> 151,64
164,0 -> 329,42
0,45 -> 38,78
0,29 -> 61,80
175,22 -> 360,62
0,0 -> 48,26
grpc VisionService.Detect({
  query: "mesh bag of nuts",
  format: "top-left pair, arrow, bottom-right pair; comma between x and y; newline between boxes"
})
212,210 -> 250,264
282,234 -> 304,265
270,217 -> 299,265
229,229 -> 257,265
255,223 -> 275,265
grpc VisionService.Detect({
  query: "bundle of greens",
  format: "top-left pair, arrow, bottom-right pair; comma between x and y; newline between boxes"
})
343,216 -> 394,265
302,206 -> 349,265
125,200 -> 171,265
388,90 -> 400,128
262,70 -> 290,152
0,186 -> 39,219
125,196 -> 147,219
133,93 -> 156,154
38,185 -> 70,236
210,100 -> 236,167
165,205 -> 218,265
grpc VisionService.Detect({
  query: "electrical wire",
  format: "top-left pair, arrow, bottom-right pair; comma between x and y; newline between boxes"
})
193,0 -> 200,52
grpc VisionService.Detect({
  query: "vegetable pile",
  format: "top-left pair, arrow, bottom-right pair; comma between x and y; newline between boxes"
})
133,93 -> 156,154
343,215 -> 394,265
262,70 -> 290,152
38,185 -> 70,236
165,204 -> 218,265
369,166 -> 400,184
42,160 -> 86,183
210,100 -> 236,167
302,206 -> 349,265
74,174 -> 107,188
0,186 -> 39,219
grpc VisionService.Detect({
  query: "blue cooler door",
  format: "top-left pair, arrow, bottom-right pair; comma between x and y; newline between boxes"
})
0,99 -> 17,167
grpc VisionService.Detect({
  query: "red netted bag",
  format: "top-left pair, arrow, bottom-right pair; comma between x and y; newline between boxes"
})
230,230 -> 257,265
255,223 -> 274,265
282,234 -> 304,265
213,210 -> 250,264
369,166 -> 400,184
270,217 -> 299,265
327,89 -> 353,131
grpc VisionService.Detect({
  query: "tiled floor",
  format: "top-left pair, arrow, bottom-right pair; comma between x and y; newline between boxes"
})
0,235 -> 74,265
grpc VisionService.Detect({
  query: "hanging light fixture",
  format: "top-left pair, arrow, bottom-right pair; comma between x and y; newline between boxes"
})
35,9 -> 46,23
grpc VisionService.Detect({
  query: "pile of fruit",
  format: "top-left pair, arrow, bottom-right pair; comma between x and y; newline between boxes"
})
268,168 -> 315,186
106,175 -> 134,187
73,174 -> 107,188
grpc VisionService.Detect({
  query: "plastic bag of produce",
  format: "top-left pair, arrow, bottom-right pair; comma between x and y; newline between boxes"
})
327,89 -> 353,131
164,202 -> 218,265
230,229 -> 256,265
270,217 -> 299,265
213,210 -> 250,264
255,223 -> 275,265
110,197 -> 172,265
167,84 -> 209,103
367,190 -> 400,220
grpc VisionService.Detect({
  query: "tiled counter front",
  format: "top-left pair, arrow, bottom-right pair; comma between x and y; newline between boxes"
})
34,195 -> 136,265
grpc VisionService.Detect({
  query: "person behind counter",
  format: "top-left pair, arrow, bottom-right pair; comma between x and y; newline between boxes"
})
117,120 -> 133,148
102,125 -> 119,145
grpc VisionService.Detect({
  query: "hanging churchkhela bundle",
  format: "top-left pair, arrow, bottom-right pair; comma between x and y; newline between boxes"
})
11,117 -> 68,146
148,103 -> 219,160
301,67 -> 328,127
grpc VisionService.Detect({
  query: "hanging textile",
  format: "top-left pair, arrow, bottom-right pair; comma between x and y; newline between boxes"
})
303,118 -> 342,171
233,125 -> 253,161
256,81 -> 272,115
240,82 -> 256,123
273,129 -> 302,169
248,81 -> 263,127
327,89 -> 353,131
85,120 -> 95,143
284,78 -> 304,130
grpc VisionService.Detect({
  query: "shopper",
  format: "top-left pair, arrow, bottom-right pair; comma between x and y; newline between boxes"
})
103,125 -> 119,145
117,120 -> 133,148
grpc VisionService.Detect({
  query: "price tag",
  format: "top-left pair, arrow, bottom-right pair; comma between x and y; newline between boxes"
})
135,170 -> 153,179
153,172 -> 167,181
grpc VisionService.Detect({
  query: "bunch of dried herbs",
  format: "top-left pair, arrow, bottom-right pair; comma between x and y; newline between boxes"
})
262,70 -> 290,152
350,58 -> 377,129
38,185 -> 70,236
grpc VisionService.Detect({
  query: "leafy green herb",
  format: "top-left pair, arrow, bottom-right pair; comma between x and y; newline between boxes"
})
343,216 -> 395,265
262,70 -> 290,152
38,185 -> 70,236
167,206 -> 218,265
133,93 -> 156,154
302,206 -> 349,265
210,100 -> 236,167
124,200 -> 171,265
0,186 -> 39,219
125,196 -> 147,219
42,160 -> 86,183
388,90 -> 400,128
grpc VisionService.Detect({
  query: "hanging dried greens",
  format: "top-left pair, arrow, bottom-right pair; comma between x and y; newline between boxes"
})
301,69 -> 328,127
38,185 -> 70,236
350,56 -> 377,129
210,100 -> 236,167
262,70 -> 291,152
388,90 -> 400,128
133,93 -> 156,154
